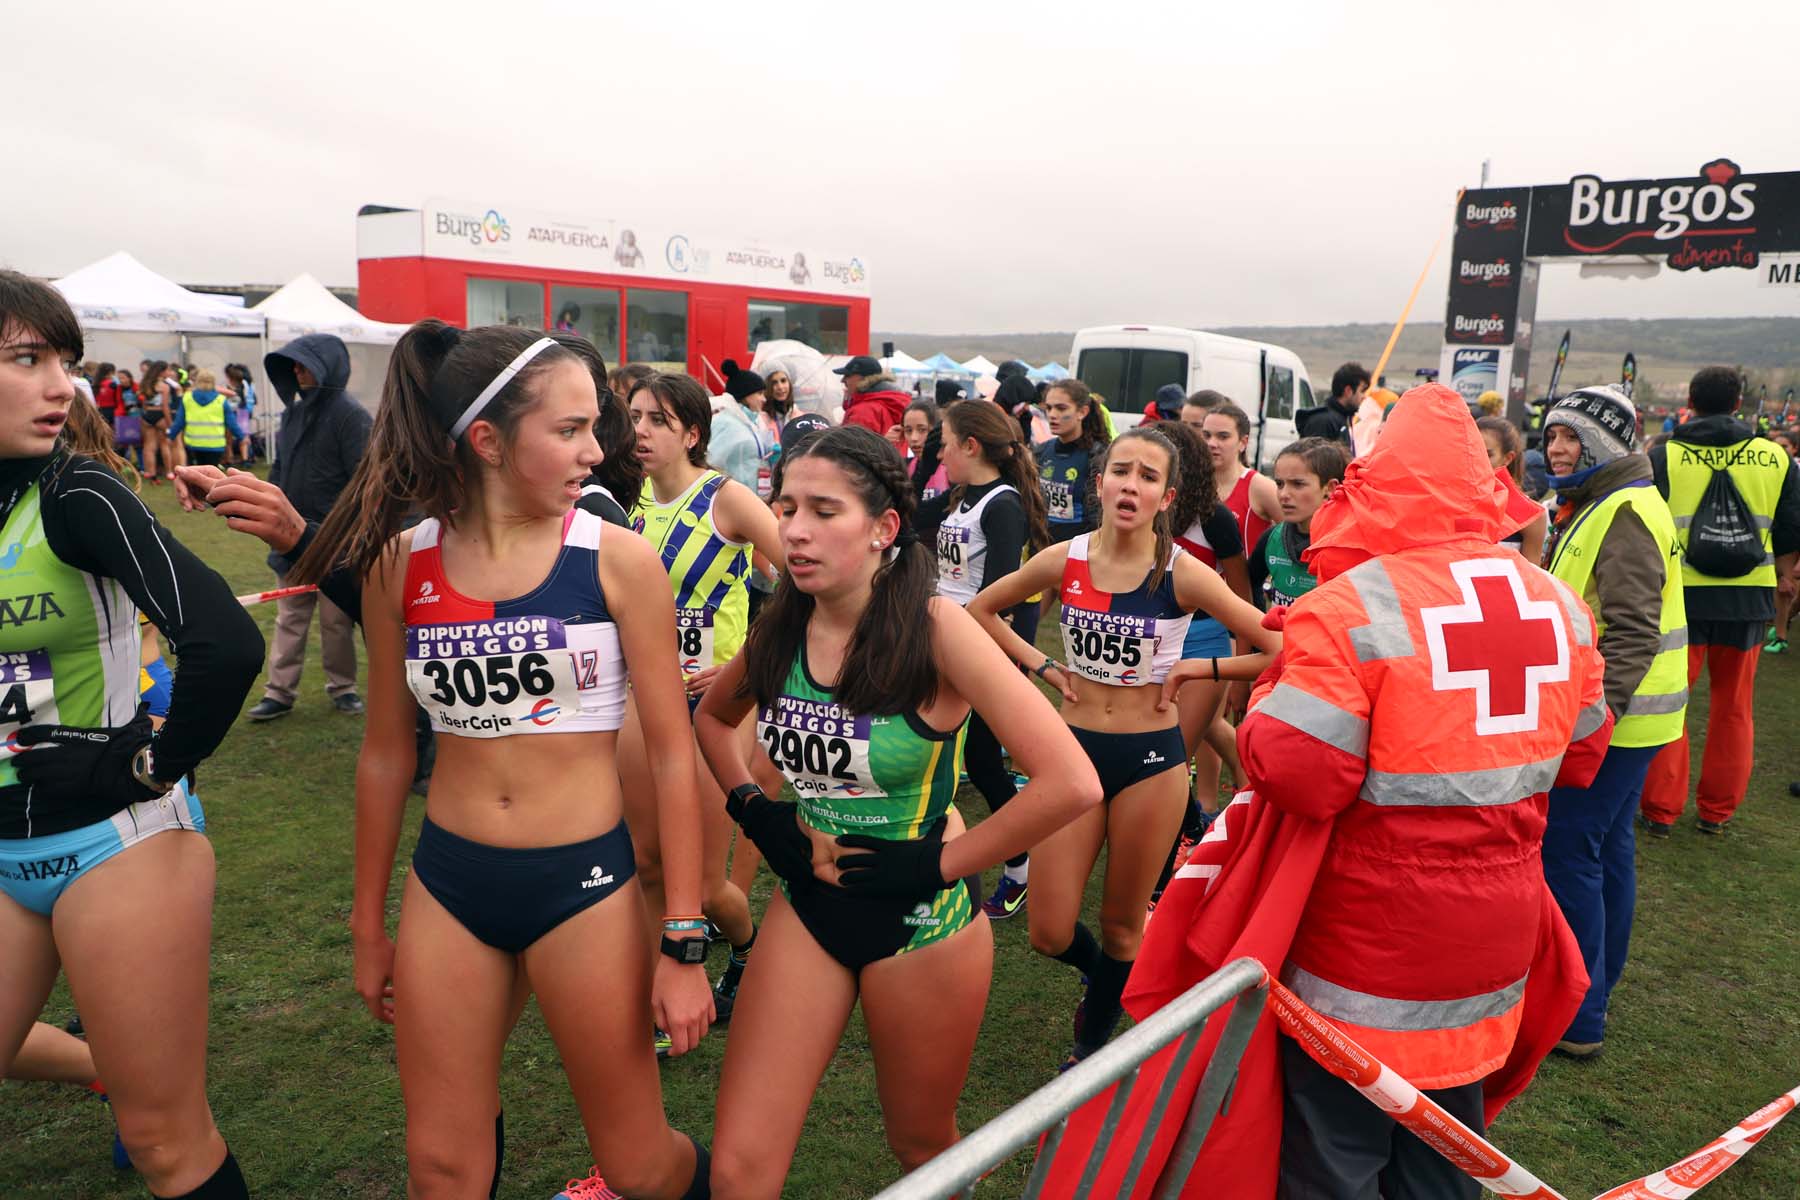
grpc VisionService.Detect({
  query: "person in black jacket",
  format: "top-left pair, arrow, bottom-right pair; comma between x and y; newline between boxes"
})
1296,361 -> 1370,446
246,334 -> 371,722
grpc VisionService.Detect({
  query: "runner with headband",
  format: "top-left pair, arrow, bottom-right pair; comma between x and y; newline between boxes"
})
968,423 -> 1278,1069
625,371 -> 783,1036
0,270 -> 263,1198
292,322 -> 713,1200
694,424 -> 1099,1197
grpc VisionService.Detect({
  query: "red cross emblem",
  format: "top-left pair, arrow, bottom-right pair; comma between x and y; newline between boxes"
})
1420,558 -> 1569,735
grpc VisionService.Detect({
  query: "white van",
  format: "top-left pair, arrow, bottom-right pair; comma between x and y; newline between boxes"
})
1069,325 -> 1316,471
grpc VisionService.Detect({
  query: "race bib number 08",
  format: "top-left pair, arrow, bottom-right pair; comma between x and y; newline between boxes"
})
407,618 -> 583,737
757,694 -> 885,804
1062,609 -> 1155,685
676,608 -> 715,675
0,650 -> 57,755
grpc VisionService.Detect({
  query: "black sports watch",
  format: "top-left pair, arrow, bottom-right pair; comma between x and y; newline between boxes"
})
660,933 -> 710,965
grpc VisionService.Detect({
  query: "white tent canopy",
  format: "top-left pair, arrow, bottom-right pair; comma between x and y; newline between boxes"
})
253,274 -> 409,345
883,349 -> 929,374
52,251 -> 263,334
961,354 -> 998,377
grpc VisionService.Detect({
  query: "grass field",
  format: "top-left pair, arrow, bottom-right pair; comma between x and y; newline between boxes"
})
6,476 -> 1800,1198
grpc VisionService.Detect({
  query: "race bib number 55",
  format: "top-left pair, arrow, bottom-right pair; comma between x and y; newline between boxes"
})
407,618 -> 582,737
1062,609 -> 1156,685
757,694 -> 885,806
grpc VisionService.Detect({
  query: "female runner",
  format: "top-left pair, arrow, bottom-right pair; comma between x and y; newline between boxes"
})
624,372 -> 783,1026
1478,416 -> 1547,564
969,424 -> 1277,1067
1194,399 -> 1278,762
1248,437 -> 1348,610
916,400 -> 1049,919
1036,379 -> 1111,543
0,272 -> 263,1197
293,321 -> 713,1200
1155,420 -> 1251,817
694,425 -> 1099,1198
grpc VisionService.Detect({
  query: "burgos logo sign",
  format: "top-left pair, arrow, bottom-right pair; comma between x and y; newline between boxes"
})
823,257 -> 867,285
435,208 -> 512,246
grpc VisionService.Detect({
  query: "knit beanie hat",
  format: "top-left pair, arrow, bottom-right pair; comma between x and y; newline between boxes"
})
1545,386 -> 1637,475
722,359 -> 766,402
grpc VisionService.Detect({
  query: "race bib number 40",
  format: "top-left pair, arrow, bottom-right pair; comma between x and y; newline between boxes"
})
1062,609 -> 1156,685
937,525 -> 972,582
757,694 -> 885,808
407,618 -> 583,737
0,650 -> 57,754
676,608 -> 715,675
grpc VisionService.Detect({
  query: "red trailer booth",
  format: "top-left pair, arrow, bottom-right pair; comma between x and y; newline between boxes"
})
355,201 -> 871,388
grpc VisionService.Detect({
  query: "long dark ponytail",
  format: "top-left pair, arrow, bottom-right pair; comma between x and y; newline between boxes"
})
1049,379 -> 1110,455
292,321 -> 582,586
740,426 -> 937,716
942,400 -> 1050,553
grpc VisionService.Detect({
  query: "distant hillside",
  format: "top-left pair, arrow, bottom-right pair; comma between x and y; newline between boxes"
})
877,318 -> 1800,406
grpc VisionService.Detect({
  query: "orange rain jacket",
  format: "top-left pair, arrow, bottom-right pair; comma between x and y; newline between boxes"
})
1238,384 -> 1614,1088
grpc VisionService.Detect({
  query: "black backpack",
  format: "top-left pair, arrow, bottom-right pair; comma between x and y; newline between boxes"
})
1683,460 -> 1765,577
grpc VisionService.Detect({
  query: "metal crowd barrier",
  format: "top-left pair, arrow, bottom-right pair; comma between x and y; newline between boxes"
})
870,956 -> 1270,1200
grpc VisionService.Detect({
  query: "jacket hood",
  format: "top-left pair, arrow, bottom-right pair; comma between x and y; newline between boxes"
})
1554,453 -> 1652,510
1671,412 -> 1756,447
844,384 -> 909,425
264,333 -> 351,407
189,388 -> 222,404
1304,383 -> 1541,580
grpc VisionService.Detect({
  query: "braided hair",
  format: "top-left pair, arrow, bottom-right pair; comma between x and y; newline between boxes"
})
739,425 -> 937,716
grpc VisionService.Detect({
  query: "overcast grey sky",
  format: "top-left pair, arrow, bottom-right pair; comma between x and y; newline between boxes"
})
10,0 -> 1799,333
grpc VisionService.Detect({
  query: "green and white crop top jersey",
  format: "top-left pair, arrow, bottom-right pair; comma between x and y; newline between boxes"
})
756,646 -> 966,840
0,455 -> 262,838
0,485 -> 140,783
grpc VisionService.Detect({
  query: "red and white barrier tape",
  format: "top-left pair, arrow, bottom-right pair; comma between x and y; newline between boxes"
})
1267,974 -> 1799,1199
235,584 -> 316,607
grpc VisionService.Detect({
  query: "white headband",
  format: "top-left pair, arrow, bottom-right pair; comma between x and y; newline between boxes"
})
449,337 -> 556,438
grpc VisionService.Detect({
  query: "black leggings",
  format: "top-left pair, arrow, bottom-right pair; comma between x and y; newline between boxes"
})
963,601 -> 1041,868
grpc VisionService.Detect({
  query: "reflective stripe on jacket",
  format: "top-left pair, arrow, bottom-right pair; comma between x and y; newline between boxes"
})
1549,479 -> 1687,747
1240,543 -> 1612,1088
181,392 -> 228,450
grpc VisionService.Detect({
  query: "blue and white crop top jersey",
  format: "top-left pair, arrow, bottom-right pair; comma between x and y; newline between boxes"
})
1057,533 -> 1192,686
402,508 -> 627,737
